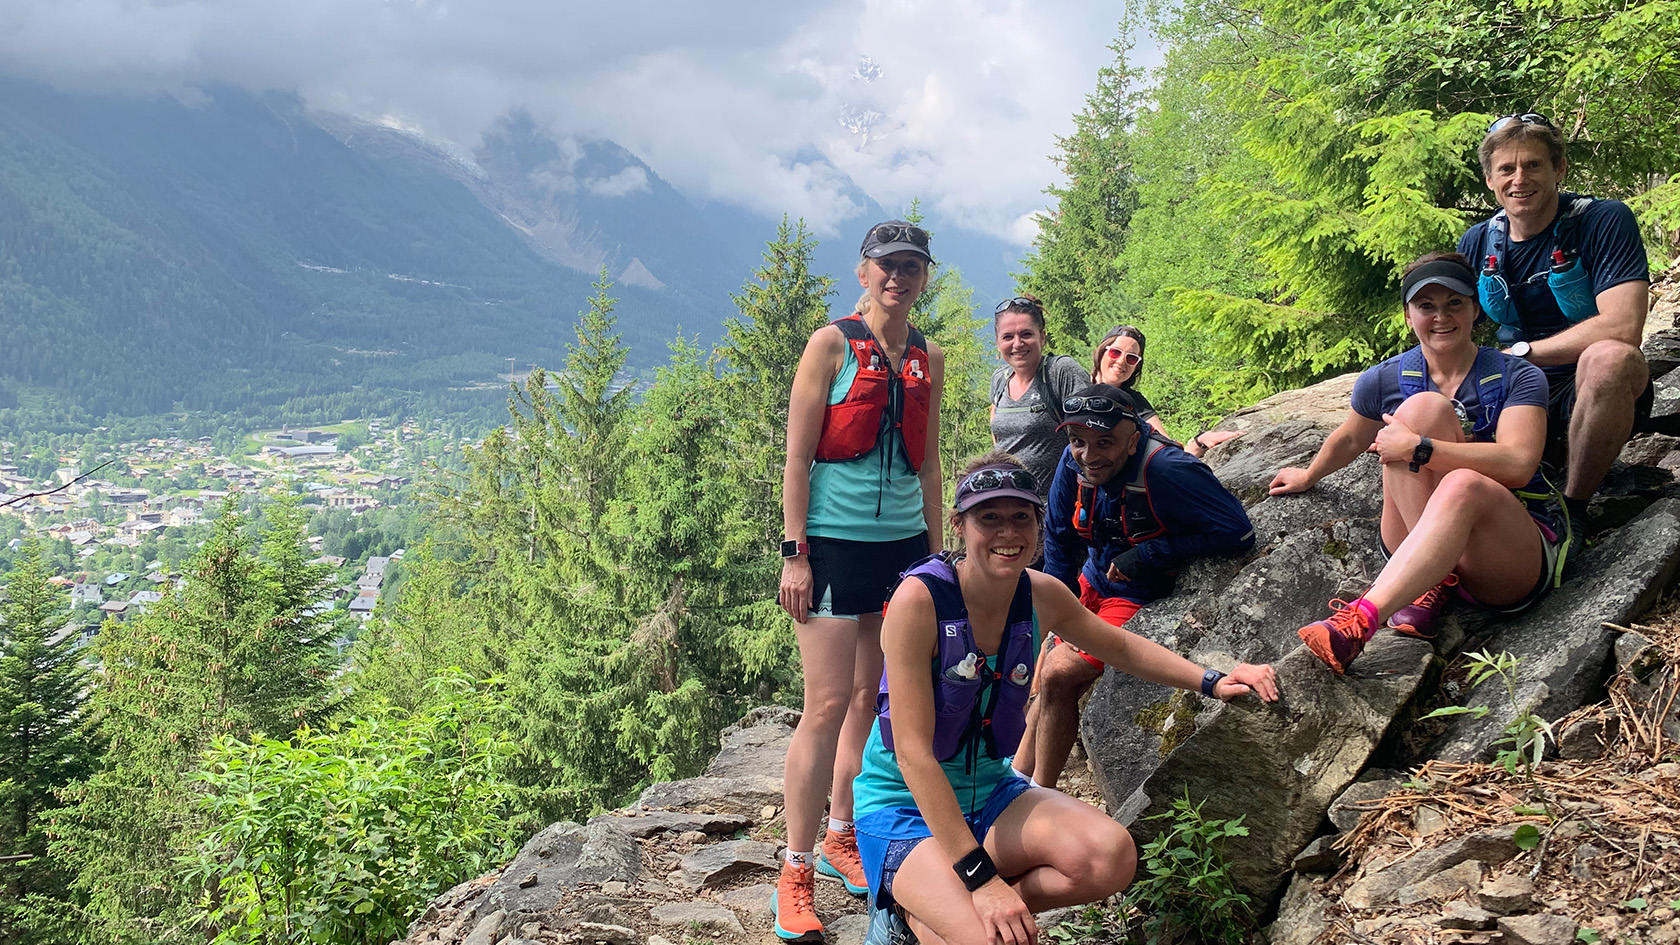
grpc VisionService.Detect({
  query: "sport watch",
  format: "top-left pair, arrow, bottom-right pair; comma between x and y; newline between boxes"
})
1201,669 -> 1227,698
1509,341 -> 1532,360
1409,436 -> 1434,473
780,539 -> 810,559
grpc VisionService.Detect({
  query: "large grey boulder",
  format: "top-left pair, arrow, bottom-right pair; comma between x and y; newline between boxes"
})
1432,498 -> 1680,761
1082,457 -> 1386,810
481,821 -> 642,917
1118,634 -> 1438,903
1199,372 -> 1357,504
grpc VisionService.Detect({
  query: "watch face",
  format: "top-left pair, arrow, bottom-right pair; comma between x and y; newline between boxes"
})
780,540 -> 798,557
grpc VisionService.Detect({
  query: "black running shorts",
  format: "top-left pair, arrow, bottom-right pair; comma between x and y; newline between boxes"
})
806,533 -> 930,618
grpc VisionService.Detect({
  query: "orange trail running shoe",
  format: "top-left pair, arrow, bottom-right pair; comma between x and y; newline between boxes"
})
1388,573 -> 1459,641
817,827 -> 869,896
772,860 -> 824,942
1297,598 -> 1376,675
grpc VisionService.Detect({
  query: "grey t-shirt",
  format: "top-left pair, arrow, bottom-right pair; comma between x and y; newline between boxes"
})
990,354 -> 1089,500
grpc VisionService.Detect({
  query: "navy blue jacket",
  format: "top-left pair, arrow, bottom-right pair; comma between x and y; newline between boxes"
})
1043,438 -> 1255,605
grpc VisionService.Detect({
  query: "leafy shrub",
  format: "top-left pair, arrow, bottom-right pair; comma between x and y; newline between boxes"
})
182,672 -> 519,945
1123,792 -> 1253,945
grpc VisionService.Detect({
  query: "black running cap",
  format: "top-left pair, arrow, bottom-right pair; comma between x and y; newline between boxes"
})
1056,384 -> 1141,434
1402,259 -> 1476,303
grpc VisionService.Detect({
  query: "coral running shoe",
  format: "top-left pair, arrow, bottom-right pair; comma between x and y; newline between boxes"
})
817,827 -> 869,896
772,860 -> 823,941
1388,573 -> 1459,640
1297,599 -> 1376,674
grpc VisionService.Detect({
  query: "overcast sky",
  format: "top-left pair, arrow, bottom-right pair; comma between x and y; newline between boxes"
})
0,0 -> 1154,245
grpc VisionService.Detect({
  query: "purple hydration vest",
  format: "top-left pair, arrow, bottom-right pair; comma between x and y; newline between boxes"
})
876,553 -> 1038,764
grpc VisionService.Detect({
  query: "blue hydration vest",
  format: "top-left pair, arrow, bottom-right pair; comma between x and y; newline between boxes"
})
876,553 -> 1037,765
1476,194 -> 1599,342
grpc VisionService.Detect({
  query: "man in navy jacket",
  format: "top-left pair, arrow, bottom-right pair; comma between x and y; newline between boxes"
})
1015,384 -> 1255,789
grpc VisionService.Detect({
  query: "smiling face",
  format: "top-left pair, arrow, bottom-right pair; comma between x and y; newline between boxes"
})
994,311 -> 1045,374
1095,336 -> 1143,387
1066,420 -> 1141,487
859,251 -> 929,315
1405,284 -> 1478,351
956,497 -> 1040,576
1484,140 -> 1565,229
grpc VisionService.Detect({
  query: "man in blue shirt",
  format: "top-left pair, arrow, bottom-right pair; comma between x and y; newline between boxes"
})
1457,114 -> 1652,525
1013,385 -> 1255,789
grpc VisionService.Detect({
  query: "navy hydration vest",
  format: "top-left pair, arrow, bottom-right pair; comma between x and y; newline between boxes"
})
1476,194 -> 1599,344
1396,346 -> 1568,581
876,554 -> 1037,765
1073,436 -> 1173,542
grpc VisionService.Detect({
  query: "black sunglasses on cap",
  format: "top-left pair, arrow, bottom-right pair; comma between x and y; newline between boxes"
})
994,296 -> 1043,315
867,223 -> 930,249
1486,113 -> 1554,135
1063,394 -> 1129,415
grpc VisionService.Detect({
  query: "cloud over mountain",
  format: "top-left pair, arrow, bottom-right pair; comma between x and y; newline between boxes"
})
0,0 -> 1137,244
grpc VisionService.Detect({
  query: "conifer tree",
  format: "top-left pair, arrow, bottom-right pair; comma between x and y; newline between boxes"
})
0,542 -> 90,945
1020,34 -> 1144,346
47,503 -> 335,943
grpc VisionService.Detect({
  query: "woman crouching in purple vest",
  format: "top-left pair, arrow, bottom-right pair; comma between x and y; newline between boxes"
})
852,452 -> 1279,945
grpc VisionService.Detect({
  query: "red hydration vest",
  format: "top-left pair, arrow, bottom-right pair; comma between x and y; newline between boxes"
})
813,313 -> 932,472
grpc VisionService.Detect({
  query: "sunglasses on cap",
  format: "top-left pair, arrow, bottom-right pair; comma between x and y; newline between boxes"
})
867,223 -> 931,249
1486,113 -> 1554,135
959,467 -> 1038,495
994,296 -> 1043,315
1102,347 -> 1142,367
1063,394 -> 1132,415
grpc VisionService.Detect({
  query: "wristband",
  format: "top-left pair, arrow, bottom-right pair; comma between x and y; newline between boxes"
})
954,846 -> 999,892
1192,433 -> 1209,451
1201,669 -> 1227,698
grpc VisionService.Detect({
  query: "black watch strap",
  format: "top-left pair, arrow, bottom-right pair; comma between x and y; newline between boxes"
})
1408,436 -> 1434,473
1201,669 -> 1226,698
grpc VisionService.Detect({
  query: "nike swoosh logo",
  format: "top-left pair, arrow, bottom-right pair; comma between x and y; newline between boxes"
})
965,863 -> 981,877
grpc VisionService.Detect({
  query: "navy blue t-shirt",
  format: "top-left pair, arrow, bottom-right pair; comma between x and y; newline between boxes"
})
1352,347 -> 1548,441
1457,194 -> 1649,375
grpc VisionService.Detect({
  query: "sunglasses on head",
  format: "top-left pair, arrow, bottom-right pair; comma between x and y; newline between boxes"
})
868,223 -> 931,249
994,296 -> 1042,315
1486,113 -> 1554,135
1103,347 -> 1142,366
959,467 -> 1038,495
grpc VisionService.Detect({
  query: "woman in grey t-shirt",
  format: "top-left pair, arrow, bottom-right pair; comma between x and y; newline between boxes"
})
988,295 -> 1087,501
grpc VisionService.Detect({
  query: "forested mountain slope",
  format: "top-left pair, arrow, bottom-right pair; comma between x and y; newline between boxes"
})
0,82 -> 745,432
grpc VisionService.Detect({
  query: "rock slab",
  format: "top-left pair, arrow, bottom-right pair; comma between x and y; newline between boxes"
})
1433,498 -> 1680,761
1121,634 -> 1437,903
481,821 -> 641,917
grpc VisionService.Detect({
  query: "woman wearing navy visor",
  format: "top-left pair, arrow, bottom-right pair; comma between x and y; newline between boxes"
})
853,452 -> 1277,945
774,220 -> 946,941
1270,252 -> 1567,673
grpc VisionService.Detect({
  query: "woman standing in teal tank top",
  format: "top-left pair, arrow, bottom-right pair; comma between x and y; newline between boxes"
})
771,220 -> 947,942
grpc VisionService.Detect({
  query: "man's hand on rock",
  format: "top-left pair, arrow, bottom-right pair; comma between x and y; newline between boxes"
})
1268,467 -> 1314,495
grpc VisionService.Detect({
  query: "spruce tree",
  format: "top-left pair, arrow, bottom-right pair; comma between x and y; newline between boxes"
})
0,542 -> 91,945
48,503 -> 335,943
1020,34 -> 1144,346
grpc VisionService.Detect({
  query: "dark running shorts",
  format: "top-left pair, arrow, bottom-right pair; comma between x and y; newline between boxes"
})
1544,372 -> 1654,470
807,532 -> 929,619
